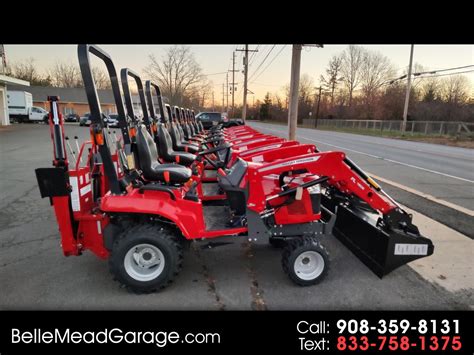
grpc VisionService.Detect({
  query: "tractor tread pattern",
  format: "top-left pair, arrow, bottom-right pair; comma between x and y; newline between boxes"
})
281,236 -> 330,286
109,223 -> 183,294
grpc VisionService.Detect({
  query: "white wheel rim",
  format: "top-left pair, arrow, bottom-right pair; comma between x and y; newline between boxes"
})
124,243 -> 165,282
294,251 -> 325,281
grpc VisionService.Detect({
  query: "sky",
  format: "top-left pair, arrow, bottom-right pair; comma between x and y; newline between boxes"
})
3,44 -> 473,105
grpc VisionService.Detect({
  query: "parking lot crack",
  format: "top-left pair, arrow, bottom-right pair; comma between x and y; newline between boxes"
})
0,234 -> 57,249
242,241 -> 267,311
191,242 -> 226,310
0,246 -> 52,269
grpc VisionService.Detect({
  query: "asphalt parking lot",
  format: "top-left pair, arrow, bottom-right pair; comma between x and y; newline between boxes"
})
0,123 -> 472,310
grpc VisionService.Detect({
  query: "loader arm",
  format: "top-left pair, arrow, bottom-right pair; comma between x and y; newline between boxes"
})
246,151 -> 434,277
247,152 -> 397,215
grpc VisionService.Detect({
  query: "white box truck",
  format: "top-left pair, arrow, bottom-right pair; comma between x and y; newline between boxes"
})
7,91 -> 49,123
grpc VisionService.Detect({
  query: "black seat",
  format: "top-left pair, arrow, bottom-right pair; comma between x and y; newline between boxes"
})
157,124 -> 196,167
193,120 -> 203,134
217,158 -> 248,215
198,120 -> 204,132
169,122 -> 200,153
136,125 -> 191,183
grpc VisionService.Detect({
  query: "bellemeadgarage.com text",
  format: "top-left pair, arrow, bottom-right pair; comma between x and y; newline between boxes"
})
11,328 -> 221,348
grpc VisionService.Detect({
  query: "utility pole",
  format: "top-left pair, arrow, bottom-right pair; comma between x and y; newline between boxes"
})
212,91 -> 215,111
314,86 -> 322,128
231,52 -> 235,118
229,52 -> 239,118
402,44 -> 414,133
225,72 -> 229,113
288,45 -> 302,140
222,83 -> 225,112
236,45 -> 258,123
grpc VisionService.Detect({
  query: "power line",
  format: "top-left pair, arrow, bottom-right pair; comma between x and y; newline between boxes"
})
415,69 -> 474,79
250,45 -> 287,83
249,45 -> 265,68
248,45 -> 260,66
249,45 -> 275,79
414,65 -> 474,76
204,71 -> 229,76
248,45 -> 276,81
236,46 -> 244,67
387,64 -> 474,85
387,69 -> 474,86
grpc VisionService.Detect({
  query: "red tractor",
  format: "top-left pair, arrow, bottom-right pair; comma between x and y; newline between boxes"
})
35,45 -> 434,293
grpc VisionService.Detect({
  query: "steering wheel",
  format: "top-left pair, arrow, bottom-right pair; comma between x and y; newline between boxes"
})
198,143 -> 231,156
202,135 -> 225,145
198,143 -> 233,169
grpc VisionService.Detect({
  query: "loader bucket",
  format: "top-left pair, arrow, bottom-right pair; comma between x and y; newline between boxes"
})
330,203 -> 434,278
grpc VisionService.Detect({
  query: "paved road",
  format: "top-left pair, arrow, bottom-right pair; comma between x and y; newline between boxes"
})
248,122 -> 474,239
0,123 -> 471,310
249,122 -> 474,209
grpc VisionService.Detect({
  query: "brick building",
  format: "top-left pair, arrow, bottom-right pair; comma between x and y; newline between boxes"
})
7,84 -> 117,116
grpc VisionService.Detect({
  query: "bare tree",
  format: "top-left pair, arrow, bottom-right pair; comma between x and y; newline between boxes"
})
144,46 -> 206,106
298,74 -> 314,102
340,45 -> 365,106
441,75 -> 470,104
49,62 -> 82,88
360,50 -> 394,117
420,77 -> 440,102
320,55 -> 343,106
282,84 -> 290,109
7,58 -> 50,86
91,67 -> 112,90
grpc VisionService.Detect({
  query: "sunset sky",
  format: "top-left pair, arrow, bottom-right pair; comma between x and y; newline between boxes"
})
4,44 -> 473,105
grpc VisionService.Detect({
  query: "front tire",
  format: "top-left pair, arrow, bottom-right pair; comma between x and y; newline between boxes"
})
109,224 -> 183,293
282,237 -> 329,286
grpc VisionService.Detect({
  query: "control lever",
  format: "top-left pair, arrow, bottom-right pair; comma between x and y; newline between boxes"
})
266,176 -> 329,202
73,136 -> 83,165
64,136 -> 77,164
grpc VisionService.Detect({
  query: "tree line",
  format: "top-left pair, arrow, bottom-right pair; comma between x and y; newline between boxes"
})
5,46 -> 213,111
243,45 -> 473,123
5,45 -> 473,122
4,58 -> 113,90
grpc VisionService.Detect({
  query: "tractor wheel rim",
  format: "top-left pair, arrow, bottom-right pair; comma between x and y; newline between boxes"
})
124,244 -> 165,282
294,251 -> 325,281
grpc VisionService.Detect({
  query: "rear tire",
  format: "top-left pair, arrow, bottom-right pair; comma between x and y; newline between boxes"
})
282,237 -> 329,286
109,224 -> 183,293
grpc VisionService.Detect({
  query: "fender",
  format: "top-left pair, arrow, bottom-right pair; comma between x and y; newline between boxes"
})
243,144 -> 316,163
100,188 -> 206,238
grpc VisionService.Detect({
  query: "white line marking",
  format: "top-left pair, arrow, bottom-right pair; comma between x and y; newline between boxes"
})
252,124 -> 474,184
368,173 -> 474,217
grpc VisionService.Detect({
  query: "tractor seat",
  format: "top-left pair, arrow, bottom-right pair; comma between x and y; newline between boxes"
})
136,125 -> 192,183
217,158 -> 248,215
157,124 -> 196,167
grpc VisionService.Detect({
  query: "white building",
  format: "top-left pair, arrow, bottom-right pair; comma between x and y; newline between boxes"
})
0,75 -> 30,126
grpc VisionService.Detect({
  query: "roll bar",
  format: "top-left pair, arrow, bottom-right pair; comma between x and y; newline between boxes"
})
145,80 -> 167,124
120,68 -> 150,131
77,44 -> 123,195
